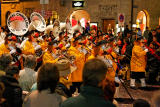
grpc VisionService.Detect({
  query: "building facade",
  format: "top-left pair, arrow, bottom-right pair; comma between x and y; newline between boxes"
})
1,0 -> 160,33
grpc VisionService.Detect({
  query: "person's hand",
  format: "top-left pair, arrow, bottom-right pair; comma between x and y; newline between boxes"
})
23,91 -> 29,95
144,48 -> 149,52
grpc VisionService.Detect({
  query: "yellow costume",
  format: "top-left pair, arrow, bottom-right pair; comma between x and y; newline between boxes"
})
23,41 -> 35,55
131,44 -> 147,72
68,46 -> 85,82
105,52 -> 117,82
43,51 -> 58,64
0,44 -> 10,56
39,41 -> 48,51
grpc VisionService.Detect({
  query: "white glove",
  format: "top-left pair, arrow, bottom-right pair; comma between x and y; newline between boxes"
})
144,49 -> 148,52
10,49 -> 16,54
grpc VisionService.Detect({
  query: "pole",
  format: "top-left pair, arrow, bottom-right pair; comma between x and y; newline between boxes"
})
131,0 -> 134,31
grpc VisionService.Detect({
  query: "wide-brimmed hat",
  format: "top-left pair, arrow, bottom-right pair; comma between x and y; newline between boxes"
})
56,58 -> 77,77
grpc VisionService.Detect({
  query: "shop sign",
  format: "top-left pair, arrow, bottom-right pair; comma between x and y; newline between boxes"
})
7,12 -> 29,36
118,13 -> 125,27
72,1 -> 84,7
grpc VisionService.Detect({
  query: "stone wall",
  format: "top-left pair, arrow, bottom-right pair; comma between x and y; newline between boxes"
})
1,0 -> 160,29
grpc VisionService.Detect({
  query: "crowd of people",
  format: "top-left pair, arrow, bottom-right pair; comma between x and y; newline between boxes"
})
0,15 -> 159,107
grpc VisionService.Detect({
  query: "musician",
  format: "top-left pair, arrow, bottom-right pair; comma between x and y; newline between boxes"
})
130,36 -> 148,89
22,32 -> 35,55
0,35 -> 10,56
104,45 -> 118,82
67,39 -> 85,93
39,35 -> 48,51
42,42 -> 58,64
87,45 -> 100,60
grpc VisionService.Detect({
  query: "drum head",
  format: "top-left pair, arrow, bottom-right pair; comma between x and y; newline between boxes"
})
7,12 -> 29,36
30,12 -> 46,32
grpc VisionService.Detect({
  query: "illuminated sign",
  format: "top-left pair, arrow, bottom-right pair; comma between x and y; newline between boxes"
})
72,1 -> 84,7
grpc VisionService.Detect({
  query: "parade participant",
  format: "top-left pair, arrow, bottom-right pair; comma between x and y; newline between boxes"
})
39,35 -> 48,51
67,39 -> 85,93
104,47 -> 118,82
130,36 -> 148,89
53,19 -> 60,38
42,42 -> 58,64
0,35 -> 10,56
87,44 -> 100,60
22,32 -> 35,55
9,36 -> 23,70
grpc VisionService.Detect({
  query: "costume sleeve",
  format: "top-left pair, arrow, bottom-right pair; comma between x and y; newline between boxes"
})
133,46 -> 146,57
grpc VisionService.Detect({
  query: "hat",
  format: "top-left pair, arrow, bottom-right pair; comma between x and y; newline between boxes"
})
34,45 -> 41,51
56,58 -> 77,77
11,36 -> 17,41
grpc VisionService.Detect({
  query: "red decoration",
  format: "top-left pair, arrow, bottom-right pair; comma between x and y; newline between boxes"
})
11,36 -> 17,41
117,40 -> 122,45
10,16 -> 24,21
35,33 -> 39,37
107,47 -> 112,54
59,44 -> 63,48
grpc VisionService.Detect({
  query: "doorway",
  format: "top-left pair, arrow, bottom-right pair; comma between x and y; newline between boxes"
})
136,10 -> 150,33
102,19 -> 115,33
70,10 -> 90,27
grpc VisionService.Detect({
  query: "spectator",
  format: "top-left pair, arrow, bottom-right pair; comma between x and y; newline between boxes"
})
103,78 -> 116,103
61,58 -> 116,107
0,82 -> 8,107
0,65 -> 22,107
137,28 -> 142,38
143,27 -> 150,41
0,54 -> 12,76
123,25 -> 130,38
156,27 -> 160,43
133,99 -> 150,107
0,27 -> 6,43
55,58 -> 73,98
24,63 -> 66,107
148,29 -> 157,46
19,55 -> 37,92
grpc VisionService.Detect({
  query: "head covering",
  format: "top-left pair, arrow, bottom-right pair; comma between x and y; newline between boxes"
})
56,58 -> 77,77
